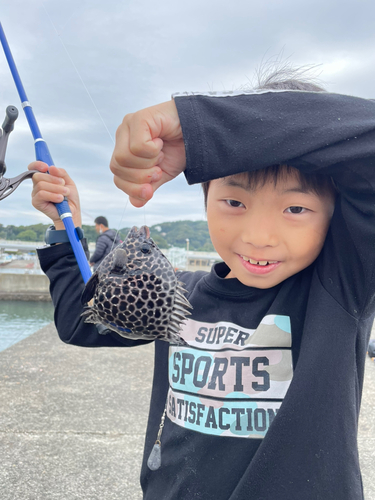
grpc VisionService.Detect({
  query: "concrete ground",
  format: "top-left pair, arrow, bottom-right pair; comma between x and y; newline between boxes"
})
0,324 -> 152,500
0,323 -> 374,500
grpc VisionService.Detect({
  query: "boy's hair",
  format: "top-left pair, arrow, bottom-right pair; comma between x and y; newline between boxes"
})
252,63 -> 326,93
94,216 -> 109,227
202,67 -> 333,207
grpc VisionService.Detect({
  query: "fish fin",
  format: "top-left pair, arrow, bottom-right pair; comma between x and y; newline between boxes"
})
175,283 -> 193,309
168,331 -> 189,346
81,273 -> 99,305
81,306 -> 98,324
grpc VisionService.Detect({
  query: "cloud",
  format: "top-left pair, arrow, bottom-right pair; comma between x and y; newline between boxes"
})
1,0 -> 375,229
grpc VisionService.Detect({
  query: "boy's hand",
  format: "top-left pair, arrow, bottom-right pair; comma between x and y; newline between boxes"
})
110,100 -> 185,207
29,162 -> 82,230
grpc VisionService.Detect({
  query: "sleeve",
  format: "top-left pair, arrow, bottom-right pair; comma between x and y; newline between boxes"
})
174,90 -> 375,318
37,240 -> 150,348
89,234 -> 107,264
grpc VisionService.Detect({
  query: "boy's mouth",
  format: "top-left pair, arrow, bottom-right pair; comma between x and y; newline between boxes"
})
239,255 -> 281,276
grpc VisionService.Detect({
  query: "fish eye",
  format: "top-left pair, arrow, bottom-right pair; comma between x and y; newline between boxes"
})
140,243 -> 152,254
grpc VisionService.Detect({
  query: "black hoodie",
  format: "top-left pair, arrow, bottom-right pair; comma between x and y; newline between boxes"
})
38,89 -> 375,499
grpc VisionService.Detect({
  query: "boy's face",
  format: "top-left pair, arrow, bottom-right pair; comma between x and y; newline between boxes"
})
206,172 -> 335,289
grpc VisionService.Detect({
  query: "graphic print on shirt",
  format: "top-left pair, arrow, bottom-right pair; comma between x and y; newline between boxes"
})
167,315 -> 293,438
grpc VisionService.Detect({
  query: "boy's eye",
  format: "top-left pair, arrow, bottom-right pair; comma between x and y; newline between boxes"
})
286,206 -> 306,214
226,199 -> 244,208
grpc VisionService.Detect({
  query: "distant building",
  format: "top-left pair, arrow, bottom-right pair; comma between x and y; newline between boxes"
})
183,251 -> 221,272
160,247 -> 220,272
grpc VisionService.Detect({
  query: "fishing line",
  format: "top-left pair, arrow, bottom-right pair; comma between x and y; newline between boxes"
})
143,205 -> 147,227
42,5 -> 115,145
110,197 -> 128,253
41,5 -> 139,239
81,209 -> 96,223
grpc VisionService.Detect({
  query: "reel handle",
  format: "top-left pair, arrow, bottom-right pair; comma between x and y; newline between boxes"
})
0,105 -> 18,176
2,105 -> 18,133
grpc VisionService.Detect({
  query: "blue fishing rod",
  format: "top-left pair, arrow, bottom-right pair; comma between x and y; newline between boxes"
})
0,22 -> 92,284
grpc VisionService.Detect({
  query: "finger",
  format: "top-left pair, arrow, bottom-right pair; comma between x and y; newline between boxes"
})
32,171 -> 66,187
113,170 -> 172,208
128,100 -> 180,147
30,165 -> 74,192
110,152 -> 164,174
127,112 -> 164,159
113,116 -> 163,167
112,161 -> 174,202
28,161 -> 49,173
128,195 -> 148,208
48,166 -> 75,186
111,142 -> 164,178
33,179 -> 69,196
112,176 -> 154,204
110,154 -> 163,185
31,164 -> 74,186
32,189 -> 66,206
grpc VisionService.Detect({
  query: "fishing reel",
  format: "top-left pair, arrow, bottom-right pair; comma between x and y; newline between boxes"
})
0,105 -> 37,201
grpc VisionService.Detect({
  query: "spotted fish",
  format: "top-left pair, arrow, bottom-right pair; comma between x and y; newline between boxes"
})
81,226 -> 191,345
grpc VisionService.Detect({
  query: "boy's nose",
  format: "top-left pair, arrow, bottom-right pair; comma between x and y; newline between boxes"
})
241,215 -> 279,248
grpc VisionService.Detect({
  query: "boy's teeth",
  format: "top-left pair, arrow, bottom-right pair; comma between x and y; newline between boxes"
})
242,256 -> 277,266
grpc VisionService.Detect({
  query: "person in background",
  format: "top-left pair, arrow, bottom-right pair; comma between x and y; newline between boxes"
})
89,216 -> 121,270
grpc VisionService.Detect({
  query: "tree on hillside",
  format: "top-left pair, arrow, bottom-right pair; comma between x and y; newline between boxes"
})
0,220 -> 214,250
17,229 -> 37,241
148,220 -> 213,250
82,225 -> 98,243
27,223 -> 50,241
149,232 -> 169,248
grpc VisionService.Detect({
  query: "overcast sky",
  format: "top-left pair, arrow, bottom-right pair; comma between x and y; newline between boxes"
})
1,0 -> 374,230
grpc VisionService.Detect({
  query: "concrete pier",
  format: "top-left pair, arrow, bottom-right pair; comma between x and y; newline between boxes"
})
0,272 -> 50,300
0,323 -> 374,499
0,258 -> 51,301
0,324 -> 152,500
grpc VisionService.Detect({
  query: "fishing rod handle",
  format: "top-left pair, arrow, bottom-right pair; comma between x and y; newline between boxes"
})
34,139 -> 91,282
34,137 -> 72,217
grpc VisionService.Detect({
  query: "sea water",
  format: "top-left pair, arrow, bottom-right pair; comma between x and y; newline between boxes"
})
0,300 -> 54,352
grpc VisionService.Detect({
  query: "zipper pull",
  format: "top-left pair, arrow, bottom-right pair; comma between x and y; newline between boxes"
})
147,407 -> 166,471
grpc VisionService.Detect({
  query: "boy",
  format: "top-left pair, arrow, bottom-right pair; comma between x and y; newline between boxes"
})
30,72 -> 375,499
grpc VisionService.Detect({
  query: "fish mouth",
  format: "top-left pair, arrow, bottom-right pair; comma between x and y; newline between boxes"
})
129,225 -> 150,239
